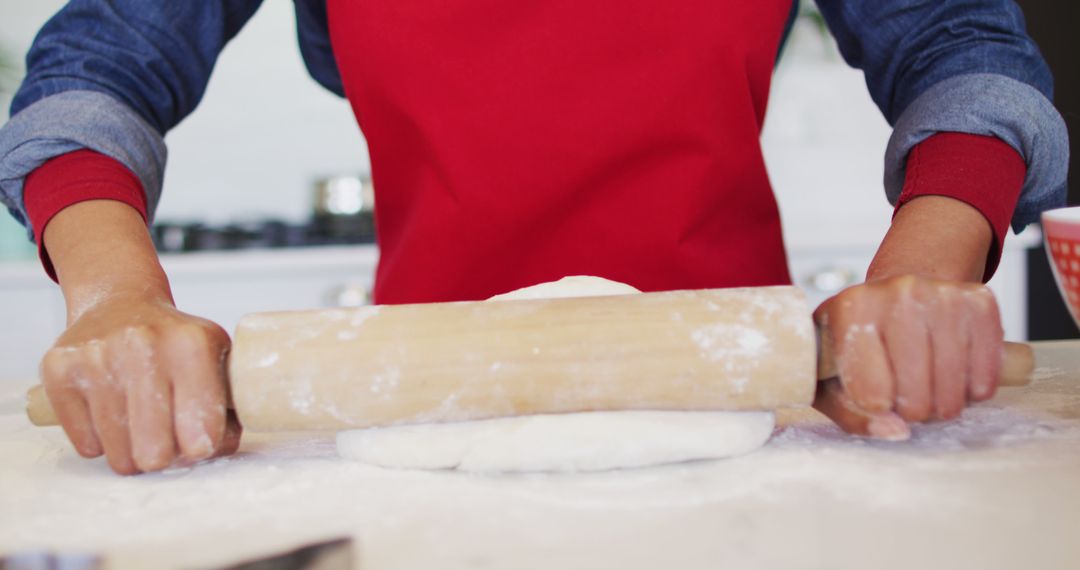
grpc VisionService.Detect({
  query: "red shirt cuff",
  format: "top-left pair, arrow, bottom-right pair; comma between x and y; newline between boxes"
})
23,149 -> 148,282
896,132 -> 1027,282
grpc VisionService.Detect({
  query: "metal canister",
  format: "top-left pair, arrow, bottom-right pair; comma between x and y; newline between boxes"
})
311,174 -> 376,242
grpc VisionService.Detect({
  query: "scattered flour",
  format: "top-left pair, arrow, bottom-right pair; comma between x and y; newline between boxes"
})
2,347 -> 1079,570
255,353 -> 279,368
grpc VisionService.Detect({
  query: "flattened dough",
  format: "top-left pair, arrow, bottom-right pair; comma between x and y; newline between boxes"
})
336,275 -> 777,473
337,410 -> 774,472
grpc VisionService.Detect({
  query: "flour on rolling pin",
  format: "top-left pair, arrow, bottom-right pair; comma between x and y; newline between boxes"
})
333,276 -> 791,473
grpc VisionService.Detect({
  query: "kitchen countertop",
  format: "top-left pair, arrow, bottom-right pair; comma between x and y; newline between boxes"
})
1,341 -> 1078,570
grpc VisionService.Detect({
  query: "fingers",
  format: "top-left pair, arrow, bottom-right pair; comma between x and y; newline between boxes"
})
168,324 -> 230,461
82,353 -> 138,475
40,351 -> 102,458
814,378 -> 911,441
965,289 -> 1004,402
819,290 -> 895,414
928,291 -> 969,420
43,343 -> 139,474
881,307 -> 933,422
816,277 -> 1008,439
42,339 -> 143,474
40,309 -> 236,476
112,330 -> 176,473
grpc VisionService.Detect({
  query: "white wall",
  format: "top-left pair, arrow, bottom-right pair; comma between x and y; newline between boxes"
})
0,0 -> 368,230
761,18 -> 894,249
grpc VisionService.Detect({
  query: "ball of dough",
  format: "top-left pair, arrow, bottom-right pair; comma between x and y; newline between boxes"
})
487,275 -> 642,301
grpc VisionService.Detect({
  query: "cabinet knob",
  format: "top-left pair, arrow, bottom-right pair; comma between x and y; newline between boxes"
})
801,267 -> 857,294
326,283 -> 371,307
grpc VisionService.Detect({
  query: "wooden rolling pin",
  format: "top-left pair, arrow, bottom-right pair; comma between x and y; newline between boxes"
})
25,286 -> 1034,431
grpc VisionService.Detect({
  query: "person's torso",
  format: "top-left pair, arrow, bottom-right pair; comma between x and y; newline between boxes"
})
326,0 -> 794,303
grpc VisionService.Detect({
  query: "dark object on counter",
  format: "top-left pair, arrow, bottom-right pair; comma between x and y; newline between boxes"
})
218,537 -> 354,570
0,538 -> 353,570
151,218 -> 376,253
152,175 -> 378,253
0,551 -> 101,570
1027,242 -> 1080,340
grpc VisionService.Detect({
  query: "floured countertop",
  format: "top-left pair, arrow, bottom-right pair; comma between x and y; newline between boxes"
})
1,341 -> 1078,570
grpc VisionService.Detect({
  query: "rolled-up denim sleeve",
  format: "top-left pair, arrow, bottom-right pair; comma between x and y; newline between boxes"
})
0,0 -> 264,238
815,0 -> 1069,231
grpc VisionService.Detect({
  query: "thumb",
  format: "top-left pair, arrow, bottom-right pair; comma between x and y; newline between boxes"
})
211,410 -> 243,458
814,378 -> 911,441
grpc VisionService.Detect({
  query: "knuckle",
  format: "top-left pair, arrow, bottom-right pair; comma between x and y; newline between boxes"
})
889,291 -> 923,321
167,323 -> 213,354
888,274 -> 920,295
194,318 -> 229,342
933,283 -> 959,305
896,277 -> 932,304
968,284 -> 997,302
41,348 -> 103,393
110,325 -> 156,349
963,286 -> 999,315
40,348 -> 72,382
840,284 -> 871,306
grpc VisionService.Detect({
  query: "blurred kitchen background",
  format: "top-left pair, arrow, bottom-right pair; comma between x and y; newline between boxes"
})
0,1 -> 1076,380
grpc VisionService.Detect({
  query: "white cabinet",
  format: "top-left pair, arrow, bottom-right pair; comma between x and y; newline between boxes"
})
0,283 -> 65,381
162,246 -> 378,337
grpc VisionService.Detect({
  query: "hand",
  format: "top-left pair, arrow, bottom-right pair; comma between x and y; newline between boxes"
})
40,292 -> 240,474
812,275 -> 1004,440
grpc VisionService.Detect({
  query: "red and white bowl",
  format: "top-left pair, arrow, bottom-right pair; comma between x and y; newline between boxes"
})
1043,206 -> 1080,328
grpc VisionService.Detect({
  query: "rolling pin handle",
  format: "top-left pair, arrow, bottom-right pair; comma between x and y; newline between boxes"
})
26,384 -> 58,427
1000,342 -> 1035,387
816,329 -> 1033,387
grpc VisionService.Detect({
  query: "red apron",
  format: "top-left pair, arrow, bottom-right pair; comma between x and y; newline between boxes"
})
327,0 -> 793,304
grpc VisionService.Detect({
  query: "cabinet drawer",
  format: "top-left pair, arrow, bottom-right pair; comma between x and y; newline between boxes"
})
0,287 -> 64,381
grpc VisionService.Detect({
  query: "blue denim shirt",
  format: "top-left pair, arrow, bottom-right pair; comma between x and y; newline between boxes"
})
0,0 -> 1069,239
